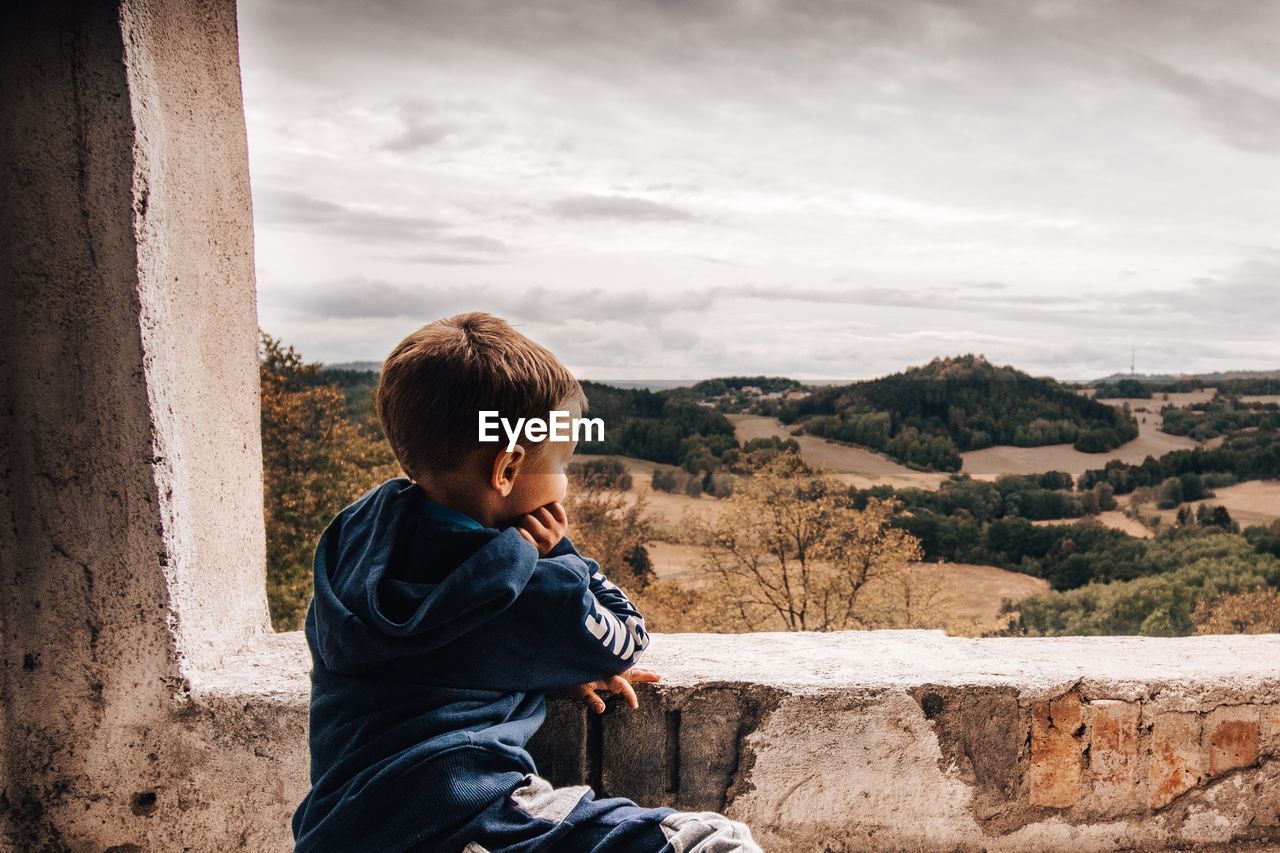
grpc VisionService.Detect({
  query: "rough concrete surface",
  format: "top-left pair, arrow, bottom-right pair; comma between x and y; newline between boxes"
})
2,0 -> 272,849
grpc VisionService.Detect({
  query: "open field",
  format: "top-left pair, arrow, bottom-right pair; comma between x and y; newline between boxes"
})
647,540 -> 709,584
1151,479 -> 1280,529
909,561 -> 1051,634
1094,510 -> 1155,538
573,453 -> 731,532
1031,511 -> 1154,539
1098,393 -> 1212,443
645,542 -> 1049,635
1094,389 -> 1218,410
959,431 -> 1200,479
728,414 -> 948,489
961,395 -> 1203,479
1239,395 -> 1280,405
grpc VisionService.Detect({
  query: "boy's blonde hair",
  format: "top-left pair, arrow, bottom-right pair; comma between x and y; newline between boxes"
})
375,312 -> 587,480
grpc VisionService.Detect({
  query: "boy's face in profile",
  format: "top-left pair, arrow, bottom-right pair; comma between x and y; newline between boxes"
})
504,435 -> 576,522
492,398 -> 583,527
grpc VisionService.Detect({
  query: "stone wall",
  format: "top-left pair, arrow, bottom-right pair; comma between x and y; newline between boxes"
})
198,630 -> 1280,852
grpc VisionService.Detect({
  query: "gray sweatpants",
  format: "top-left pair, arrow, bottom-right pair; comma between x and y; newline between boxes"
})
457,773 -> 763,852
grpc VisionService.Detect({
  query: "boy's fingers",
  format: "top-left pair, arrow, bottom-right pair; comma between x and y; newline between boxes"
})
516,528 -> 537,547
548,501 -> 567,526
574,675 -> 647,713
574,684 -> 606,714
586,691 -> 606,715
625,668 -> 662,683
584,684 -> 607,713
608,675 -> 639,710
519,516 -> 551,546
534,506 -> 555,528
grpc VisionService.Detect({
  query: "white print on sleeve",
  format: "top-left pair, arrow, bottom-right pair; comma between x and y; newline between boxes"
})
583,593 -> 649,662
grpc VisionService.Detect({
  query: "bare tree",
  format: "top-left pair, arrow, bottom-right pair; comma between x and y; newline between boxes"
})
682,452 -> 922,631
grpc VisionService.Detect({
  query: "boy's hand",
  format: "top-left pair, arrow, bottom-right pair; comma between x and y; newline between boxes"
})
572,667 -> 663,714
515,501 -> 568,556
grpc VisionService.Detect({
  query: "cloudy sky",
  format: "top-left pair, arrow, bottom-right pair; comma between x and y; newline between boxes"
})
237,0 -> 1279,381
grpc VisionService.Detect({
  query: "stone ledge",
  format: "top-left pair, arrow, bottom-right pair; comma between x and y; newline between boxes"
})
194,629 -> 1280,701
186,630 -> 1280,851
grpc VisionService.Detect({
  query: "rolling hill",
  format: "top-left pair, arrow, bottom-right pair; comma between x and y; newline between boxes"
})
771,355 -> 1139,472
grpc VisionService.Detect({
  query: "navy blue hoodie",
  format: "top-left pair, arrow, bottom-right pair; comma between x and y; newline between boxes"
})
291,477 -> 650,852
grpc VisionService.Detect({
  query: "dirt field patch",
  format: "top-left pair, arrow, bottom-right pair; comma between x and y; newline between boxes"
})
646,540 -> 709,585
643,540 -> 1049,637
573,453 -> 731,533
1030,511 -> 1154,539
729,414 -> 948,488
959,434 -> 1195,479
960,416 -> 1200,480
1094,389 -> 1218,410
962,392 -> 1206,478
909,561 -> 1051,635
1151,479 -> 1280,529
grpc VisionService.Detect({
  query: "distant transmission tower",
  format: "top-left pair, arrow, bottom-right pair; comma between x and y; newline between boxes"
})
1130,349 -> 1136,376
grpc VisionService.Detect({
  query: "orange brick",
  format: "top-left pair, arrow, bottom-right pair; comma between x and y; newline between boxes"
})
1205,706 -> 1260,777
1150,712 -> 1204,809
1030,692 -> 1083,808
1085,700 -> 1140,812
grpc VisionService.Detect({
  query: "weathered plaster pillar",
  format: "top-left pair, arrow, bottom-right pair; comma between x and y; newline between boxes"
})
1,0 -> 268,847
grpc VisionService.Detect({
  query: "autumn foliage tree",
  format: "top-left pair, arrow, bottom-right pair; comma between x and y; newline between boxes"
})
1193,588 -> 1280,635
259,332 -> 400,629
682,451 -> 923,631
563,471 -> 656,591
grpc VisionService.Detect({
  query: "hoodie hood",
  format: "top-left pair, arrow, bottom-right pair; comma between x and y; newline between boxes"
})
309,477 -> 539,673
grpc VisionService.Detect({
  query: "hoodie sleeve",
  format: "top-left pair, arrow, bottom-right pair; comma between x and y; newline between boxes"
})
525,537 -> 650,690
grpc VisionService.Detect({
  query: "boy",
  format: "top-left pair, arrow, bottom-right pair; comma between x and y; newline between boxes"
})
291,312 -> 760,852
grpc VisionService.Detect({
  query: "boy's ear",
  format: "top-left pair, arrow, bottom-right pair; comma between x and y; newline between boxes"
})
490,445 -> 527,497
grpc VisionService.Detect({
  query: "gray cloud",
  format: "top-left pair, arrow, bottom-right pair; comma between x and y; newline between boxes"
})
396,235 -> 514,265
1132,56 -> 1280,155
550,195 -> 695,222
285,279 -> 720,322
401,253 -> 501,266
1116,252 -> 1280,332
283,278 -> 446,320
383,121 -> 455,152
254,187 -> 511,254
427,234 -> 512,253
718,283 -> 1063,312
254,188 -> 445,242
379,96 -> 499,152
